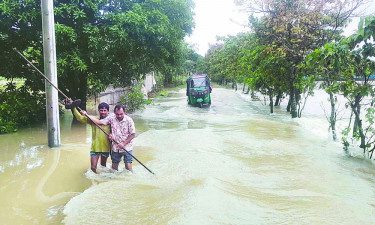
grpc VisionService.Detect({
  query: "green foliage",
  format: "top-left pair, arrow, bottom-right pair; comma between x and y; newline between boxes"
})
0,82 -> 45,134
156,89 -> 169,98
158,43 -> 203,86
242,44 -> 290,96
307,17 -> 375,157
204,0 -> 360,116
204,33 -> 254,86
341,127 -> 350,152
1,0 -> 194,109
182,44 -> 203,74
243,0 -> 360,117
119,86 -> 150,113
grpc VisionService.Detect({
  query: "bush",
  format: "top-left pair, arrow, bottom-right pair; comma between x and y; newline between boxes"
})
0,83 -> 46,134
120,86 -> 151,113
156,89 -> 169,98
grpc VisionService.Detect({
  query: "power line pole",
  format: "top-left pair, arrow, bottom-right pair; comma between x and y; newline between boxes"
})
41,0 -> 60,147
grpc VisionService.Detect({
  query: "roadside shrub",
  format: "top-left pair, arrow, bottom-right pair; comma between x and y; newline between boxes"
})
0,83 -> 46,134
120,86 -> 151,113
156,89 -> 168,98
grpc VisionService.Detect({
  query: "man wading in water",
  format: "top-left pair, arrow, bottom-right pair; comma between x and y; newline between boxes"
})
68,100 -> 111,173
83,104 -> 136,172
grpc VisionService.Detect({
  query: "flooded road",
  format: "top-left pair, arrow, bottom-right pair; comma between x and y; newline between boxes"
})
1,87 -> 375,224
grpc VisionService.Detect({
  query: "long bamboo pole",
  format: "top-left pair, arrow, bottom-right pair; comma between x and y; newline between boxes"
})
14,49 -> 155,175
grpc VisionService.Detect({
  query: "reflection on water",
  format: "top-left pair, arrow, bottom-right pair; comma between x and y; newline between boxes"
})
0,88 -> 375,224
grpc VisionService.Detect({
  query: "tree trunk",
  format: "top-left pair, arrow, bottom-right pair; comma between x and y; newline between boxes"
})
353,108 -> 359,136
66,71 -> 88,110
296,89 -> 303,118
95,94 -> 97,109
65,71 -> 88,123
351,95 -> 366,150
245,85 -> 250,94
242,83 -> 245,92
290,68 -> 297,118
164,72 -> 172,86
286,95 -> 291,112
269,93 -> 274,113
290,86 -> 297,117
329,92 -> 337,141
251,90 -> 256,100
275,92 -> 282,106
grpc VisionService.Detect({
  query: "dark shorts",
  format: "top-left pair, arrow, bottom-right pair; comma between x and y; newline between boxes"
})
90,152 -> 110,158
111,150 -> 133,164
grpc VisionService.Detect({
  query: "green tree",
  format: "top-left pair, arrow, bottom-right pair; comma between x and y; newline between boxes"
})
0,0 -> 194,110
307,17 -> 375,157
306,42 -> 350,141
0,82 -> 46,134
241,44 -> 290,113
240,0 -> 364,118
195,56 -> 206,74
119,85 -> 150,113
219,34 -> 250,90
342,18 -> 375,158
205,43 -> 225,84
162,43 -> 202,86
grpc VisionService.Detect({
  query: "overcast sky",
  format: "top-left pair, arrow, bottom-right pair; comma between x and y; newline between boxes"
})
185,0 -> 375,56
185,0 -> 249,56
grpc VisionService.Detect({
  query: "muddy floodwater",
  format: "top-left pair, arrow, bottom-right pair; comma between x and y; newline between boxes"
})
1,87 -> 375,224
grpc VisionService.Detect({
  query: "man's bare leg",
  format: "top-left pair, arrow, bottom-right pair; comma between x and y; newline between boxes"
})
112,163 -> 119,171
91,155 -> 99,173
125,162 -> 133,172
100,155 -> 108,167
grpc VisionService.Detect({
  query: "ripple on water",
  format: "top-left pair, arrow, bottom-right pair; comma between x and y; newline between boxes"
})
0,145 -> 45,173
84,166 -> 133,181
3,87 -> 375,224
46,204 -> 65,221
63,173 -> 201,225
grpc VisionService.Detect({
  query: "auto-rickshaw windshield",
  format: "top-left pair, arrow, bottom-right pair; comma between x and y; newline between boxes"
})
192,77 -> 207,88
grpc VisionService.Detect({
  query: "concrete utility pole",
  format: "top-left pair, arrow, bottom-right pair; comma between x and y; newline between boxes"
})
41,0 -> 60,147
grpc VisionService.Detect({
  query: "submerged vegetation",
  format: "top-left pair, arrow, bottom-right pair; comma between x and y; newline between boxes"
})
0,0 -> 198,109
0,0 -> 201,131
1,0 -> 375,160
119,86 -> 152,113
202,0 -> 375,159
0,82 -> 45,134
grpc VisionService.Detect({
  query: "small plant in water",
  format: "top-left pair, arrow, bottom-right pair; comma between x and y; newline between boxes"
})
120,86 -> 151,113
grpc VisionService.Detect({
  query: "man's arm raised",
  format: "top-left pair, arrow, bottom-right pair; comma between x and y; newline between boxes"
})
80,110 -> 105,125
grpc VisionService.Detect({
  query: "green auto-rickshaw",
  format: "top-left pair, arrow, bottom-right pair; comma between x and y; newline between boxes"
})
186,74 -> 212,107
